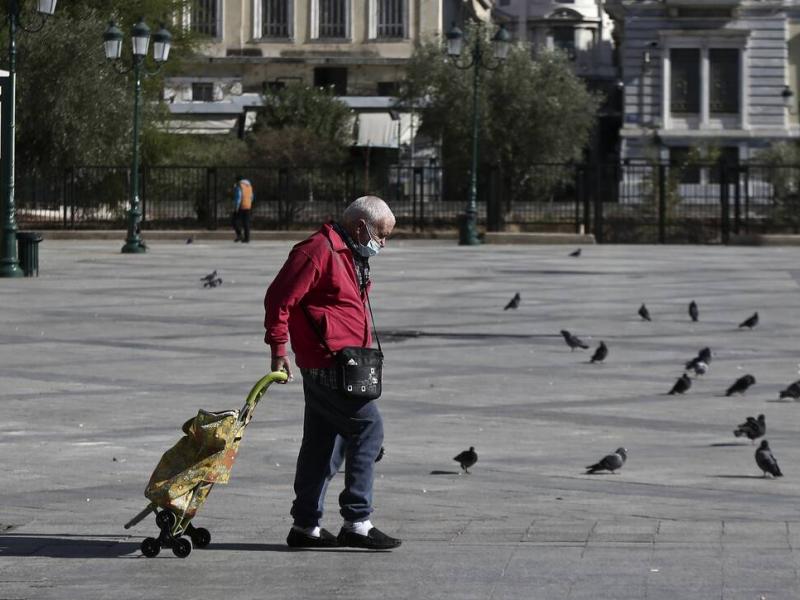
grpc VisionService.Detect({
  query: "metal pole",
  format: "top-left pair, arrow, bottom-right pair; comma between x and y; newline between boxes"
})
0,3 -> 22,277
459,33 -> 482,246
122,57 -> 145,253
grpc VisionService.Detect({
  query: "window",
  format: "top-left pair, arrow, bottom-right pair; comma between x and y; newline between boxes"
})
377,0 -> 405,38
319,0 -> 348,38
552,27 -> 575,60
709,49 -> 739,114
670,48 -> 700,114
192,82 -> 214,102
262,0 -> 291,38
377,81 -> 399,96
189,0 -> 219,37
314,67 -> 348,95
669,147 -> 700,184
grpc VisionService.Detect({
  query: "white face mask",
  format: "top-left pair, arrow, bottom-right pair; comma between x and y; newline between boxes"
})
358,222 -> 381,257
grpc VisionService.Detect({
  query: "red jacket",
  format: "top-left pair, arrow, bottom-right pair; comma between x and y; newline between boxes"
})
264,223 -> 372,369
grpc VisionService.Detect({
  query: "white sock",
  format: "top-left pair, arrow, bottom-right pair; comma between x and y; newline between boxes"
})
343,519 -> 373,536
293,524 -> 321,538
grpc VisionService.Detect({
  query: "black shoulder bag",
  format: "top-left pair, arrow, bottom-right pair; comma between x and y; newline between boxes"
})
302,295 -> 384,401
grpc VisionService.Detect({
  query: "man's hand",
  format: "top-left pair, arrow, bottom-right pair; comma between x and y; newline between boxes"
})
271,355 -> 293,382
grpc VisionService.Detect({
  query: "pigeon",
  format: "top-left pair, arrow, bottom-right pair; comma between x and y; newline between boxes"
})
504,293 -> 521,310
739,312 -> 759,329
638,303 -> 651,321
590,341 -> 608,364
689,301 -> 699,322
375,446 -> 385,463
779,380 -> 800,400
687,361 -> 708,376
668,374 -> 692,395
201,270 -> 218,283
453,447 -> 478,474
685,347 -> 712,372
560,330 -> 589,351
586,447 -> 627,474
726,374 -> 756,396
755,440 -> 783,478
734,414 -> 766,444
186,237 -> 194,244
569,248 -> 581,257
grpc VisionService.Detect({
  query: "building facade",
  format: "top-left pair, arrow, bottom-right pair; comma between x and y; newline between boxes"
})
607,0 -> 800,168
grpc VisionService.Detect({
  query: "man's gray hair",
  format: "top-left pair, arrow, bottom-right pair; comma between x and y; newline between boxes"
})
342,196 -> 395,227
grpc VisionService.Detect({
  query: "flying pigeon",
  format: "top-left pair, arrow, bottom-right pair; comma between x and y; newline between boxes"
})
569,248 -> 582,257
687,361 -> 708,376
685,347 -> 712,373
726,374 -> 756,396
375,446 -> 385,463
779,380 -> 800,400
755,440 -> 783,478
201,270 -> 218,283
689,301 -> 699,322
586,447 -> 627,474
638,303 -> 651,321
590,342 -> 608,364
504,293 -> 521,311
698,347 -> 712,364
453,447 -> 478,474
734,414 -> 766,444
561,330 -> 589,351
739,312 -> 759,329
668,373 -> 692,395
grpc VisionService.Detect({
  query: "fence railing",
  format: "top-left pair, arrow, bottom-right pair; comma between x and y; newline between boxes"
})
14,162 -> 800,243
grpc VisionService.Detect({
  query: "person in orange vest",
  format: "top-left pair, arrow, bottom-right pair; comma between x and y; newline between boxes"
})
233,174 -> 254,243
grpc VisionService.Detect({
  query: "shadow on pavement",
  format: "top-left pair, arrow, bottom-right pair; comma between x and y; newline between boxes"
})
0,534 -> 139,558
710,474 -> 769,479
708,442 -> 750,447
429,470 -> 461,475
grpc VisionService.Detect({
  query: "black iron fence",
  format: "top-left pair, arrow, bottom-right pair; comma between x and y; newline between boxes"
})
14,162 -> 800,243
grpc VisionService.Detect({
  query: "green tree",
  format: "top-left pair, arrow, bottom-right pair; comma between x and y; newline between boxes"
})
402,29 -> 599,204
1,1 -> 198,174
248,84 -> 354,167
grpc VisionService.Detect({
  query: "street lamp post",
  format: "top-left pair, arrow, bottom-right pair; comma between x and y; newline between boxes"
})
0,0 -> 58,278
103,17 -> 171,254
446,22 -> 510,246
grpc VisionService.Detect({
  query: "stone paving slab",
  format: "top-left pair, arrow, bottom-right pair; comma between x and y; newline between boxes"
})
2,240 -> 800,599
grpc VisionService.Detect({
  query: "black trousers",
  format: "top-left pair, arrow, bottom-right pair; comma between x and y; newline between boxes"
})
232,209 -> 251,242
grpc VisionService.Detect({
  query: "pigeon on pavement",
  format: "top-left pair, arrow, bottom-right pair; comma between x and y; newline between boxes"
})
201,270 -> 218,283
504,293 -> 521,310
755,440 -> 783,478
739,312 -> 759,329
454,447 -> 478,474
186,237 -> 194,244
590,342 -> 608,364
734,414 -> 766,444
561,330 -> 589,351
638,303 -> 652,321
586,447 -> 627,474
685,347 -> 712,373
779,380 -> 800,400
726,374 -> 756,396
668,374 -> 692,395
689,301 -> 699,322
569,248 -> 582,257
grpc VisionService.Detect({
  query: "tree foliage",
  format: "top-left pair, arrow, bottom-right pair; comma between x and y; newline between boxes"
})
0,1 -> 198,173
402,27 -> 600,202
248,85 -> 354,167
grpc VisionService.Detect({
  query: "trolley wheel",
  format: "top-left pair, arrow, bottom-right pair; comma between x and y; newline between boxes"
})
189,527 -> 211,548
172,537 -> 192,558
140,537 -> 161,558
156,510 -> 175,531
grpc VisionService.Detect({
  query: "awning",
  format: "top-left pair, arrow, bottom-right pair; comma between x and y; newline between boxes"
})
354,112 -> 417,148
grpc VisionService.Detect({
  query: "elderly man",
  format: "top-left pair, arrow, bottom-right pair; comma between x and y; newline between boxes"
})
264,196 -> 401,550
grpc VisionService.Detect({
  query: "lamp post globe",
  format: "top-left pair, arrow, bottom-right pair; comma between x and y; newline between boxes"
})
130,17 -> 150,58
36,0 -> 57,16
103,21 -> 123,60
152,24 -> 172,63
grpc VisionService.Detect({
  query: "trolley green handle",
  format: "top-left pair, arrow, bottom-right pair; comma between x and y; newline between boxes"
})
239,371 -> 289,425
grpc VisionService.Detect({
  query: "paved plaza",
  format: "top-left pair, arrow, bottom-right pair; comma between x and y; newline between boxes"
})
2,238 -> 800,599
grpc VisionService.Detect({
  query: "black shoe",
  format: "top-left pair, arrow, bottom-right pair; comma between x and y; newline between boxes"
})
234,237 -> 242,243
337,526 -> 402,550
286,527 -> 339,548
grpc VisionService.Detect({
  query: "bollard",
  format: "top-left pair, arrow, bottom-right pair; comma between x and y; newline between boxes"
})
16,231 -> 43,277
